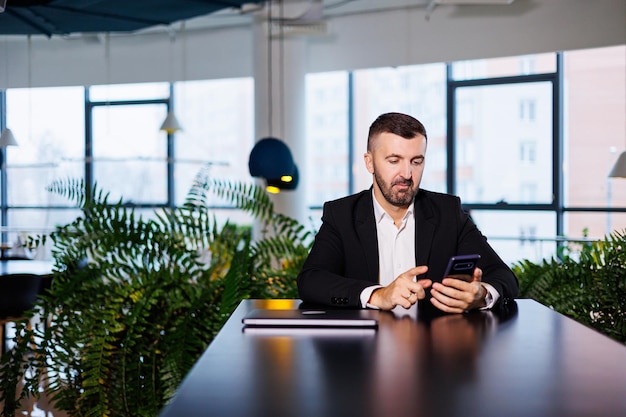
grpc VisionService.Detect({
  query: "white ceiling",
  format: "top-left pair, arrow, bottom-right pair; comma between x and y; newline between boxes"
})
169,0 -> 525,34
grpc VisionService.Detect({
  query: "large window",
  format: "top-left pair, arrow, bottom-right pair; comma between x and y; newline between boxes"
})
563,45 -> 626,238
2,86 -> 84,259
173,78 -> 254,208
304,47 -> 625,264
305,71 -> 350,208
89,82 -> 170,204
1,46 -> 624,265
5,86 -> 85,207
452,81 -> 554,205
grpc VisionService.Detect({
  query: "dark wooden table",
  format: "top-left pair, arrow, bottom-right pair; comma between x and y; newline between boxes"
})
158,299 -> 626,417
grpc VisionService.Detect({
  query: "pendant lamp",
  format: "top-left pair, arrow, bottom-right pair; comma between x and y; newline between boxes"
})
248,1 -> 299,193
160,25 -> 183,134
0,127 -> 18,147
160,111 -> 183,134
609,151 -> 626,178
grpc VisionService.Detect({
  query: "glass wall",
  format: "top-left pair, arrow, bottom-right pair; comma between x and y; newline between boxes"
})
1,45 -> 624,265
173,78 -> 254,209
563,45 -> 626,238
453,81 -> 554,205
304,47 -> 625,264
2,86 -> 85,259
305,71 -> 350,208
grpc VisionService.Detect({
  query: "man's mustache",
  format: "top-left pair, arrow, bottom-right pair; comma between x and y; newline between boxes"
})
392,179 -> 413,187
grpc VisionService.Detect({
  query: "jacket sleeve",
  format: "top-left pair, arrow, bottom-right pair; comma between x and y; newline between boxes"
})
417,193 -> 519,302
297,199 -> 378,308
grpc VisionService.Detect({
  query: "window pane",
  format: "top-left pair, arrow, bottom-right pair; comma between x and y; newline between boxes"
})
470,210 -> 556,265
452,53 -> 556,80
173,78 -> 254,205
92,103 -> 167,204
89,82 -> 169,101
563,45 -> 626,218
455,82 -> 553,204
6,86 -> 85,206
352,63 -> 447,194
306,71 -> 349,207
565,211 -> 626,241
7,208 -> 83,260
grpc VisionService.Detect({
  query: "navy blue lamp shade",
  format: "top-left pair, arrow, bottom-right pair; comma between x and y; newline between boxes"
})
248,137 -> 299,191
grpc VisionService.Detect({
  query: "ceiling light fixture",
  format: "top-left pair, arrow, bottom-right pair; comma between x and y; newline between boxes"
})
160,110 -> 183,134
248,0 -> 298,193
160,26 -> 183,134
609,151 -> 626,178
0,128 -> 18,147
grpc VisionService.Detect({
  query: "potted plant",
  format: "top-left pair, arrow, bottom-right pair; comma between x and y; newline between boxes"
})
513,229 -> 626,344
0,166 -> 312,416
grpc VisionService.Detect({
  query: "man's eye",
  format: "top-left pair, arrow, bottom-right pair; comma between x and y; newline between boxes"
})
388,159 -> 399,164
412,159 -> 424,166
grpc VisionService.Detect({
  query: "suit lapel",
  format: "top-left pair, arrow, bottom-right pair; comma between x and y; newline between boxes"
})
414,191 -> 435,273
354,191 -> 379,283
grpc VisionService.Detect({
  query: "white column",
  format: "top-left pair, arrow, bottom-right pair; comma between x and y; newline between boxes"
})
253,15 -> 308,226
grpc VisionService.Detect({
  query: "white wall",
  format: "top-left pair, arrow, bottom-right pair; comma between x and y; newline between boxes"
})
307,0 -> 626,72
0,0 -> 624,89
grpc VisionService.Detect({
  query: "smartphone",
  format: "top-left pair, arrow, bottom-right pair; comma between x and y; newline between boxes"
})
442,254 -> 481,282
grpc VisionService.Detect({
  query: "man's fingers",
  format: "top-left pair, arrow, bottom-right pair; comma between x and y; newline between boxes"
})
416,278 -> 433,289
404,265 -> 428,278
430,295 -> 465,314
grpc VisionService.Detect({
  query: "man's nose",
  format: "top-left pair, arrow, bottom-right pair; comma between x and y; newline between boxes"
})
400,162 -> 412,178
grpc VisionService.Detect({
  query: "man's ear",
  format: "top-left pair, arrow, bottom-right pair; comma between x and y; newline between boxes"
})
364,152 -> 374,174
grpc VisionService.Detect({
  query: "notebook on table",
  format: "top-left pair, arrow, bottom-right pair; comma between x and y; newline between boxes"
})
242,308 -> 378,329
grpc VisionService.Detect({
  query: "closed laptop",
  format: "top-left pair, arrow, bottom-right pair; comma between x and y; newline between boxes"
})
242,308 -> 378,328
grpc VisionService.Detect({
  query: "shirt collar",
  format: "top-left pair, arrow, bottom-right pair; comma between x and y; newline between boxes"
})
371,189 -> 414,224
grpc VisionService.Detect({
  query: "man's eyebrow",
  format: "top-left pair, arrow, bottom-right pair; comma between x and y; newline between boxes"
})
385,154 -> 424,160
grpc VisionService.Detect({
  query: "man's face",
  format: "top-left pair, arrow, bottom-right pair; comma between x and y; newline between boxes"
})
364,132 -> 426,208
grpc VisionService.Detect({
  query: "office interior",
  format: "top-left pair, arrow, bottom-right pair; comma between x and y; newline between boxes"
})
0,0 -> 625,266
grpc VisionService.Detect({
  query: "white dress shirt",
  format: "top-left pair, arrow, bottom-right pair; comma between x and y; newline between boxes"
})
360,191 -> 499,311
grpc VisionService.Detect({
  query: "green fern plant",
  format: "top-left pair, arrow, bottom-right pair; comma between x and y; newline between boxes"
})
513,229 -> 626,344
0,170 -> 312,417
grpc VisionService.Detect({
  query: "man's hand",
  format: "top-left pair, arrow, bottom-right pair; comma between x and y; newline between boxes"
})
430,267 -> 487,313
368,266 -> 432,310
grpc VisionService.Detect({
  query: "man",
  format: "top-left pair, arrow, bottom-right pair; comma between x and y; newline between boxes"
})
297,112 -> 518,313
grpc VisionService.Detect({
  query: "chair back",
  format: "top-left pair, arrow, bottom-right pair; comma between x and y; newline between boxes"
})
0,274 -> 43,318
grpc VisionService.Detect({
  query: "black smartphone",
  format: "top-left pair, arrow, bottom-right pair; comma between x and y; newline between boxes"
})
442,254 -> 481,282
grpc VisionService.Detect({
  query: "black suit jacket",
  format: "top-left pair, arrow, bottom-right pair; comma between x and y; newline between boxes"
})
297,189 -> 518,309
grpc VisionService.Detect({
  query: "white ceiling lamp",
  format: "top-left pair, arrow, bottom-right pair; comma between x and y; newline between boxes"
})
160,111 -> 183,134
609,151 -> 626,178
160,25 -> 183,134
0,127 -> 18,147
607,148 -> 626,235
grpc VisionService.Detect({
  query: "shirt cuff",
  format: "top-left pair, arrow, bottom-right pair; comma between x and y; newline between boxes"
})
480,282 -> 500,310
360,285 -> 383,308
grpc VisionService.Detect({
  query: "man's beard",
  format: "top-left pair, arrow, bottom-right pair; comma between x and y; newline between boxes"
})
373,171 -> 418,207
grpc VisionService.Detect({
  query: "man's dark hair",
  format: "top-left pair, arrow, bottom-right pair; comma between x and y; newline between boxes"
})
367,112 -> 428,151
